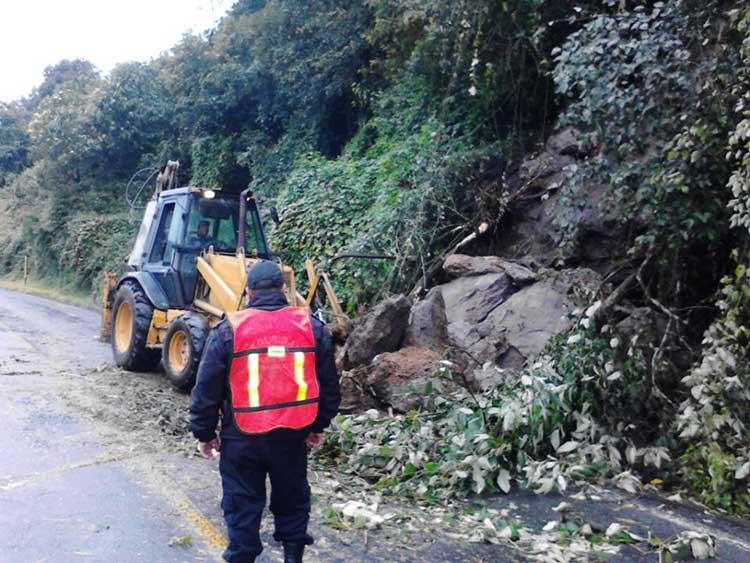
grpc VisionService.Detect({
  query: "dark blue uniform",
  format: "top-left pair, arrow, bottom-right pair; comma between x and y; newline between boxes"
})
189,291 -> 341,562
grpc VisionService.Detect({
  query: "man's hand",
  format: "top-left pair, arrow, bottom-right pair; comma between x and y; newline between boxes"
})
305,432 -> 323,449
197,438 -> 221,459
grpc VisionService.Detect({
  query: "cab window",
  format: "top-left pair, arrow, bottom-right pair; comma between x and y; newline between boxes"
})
185,196 -> 266,256
149,203 -> 176,263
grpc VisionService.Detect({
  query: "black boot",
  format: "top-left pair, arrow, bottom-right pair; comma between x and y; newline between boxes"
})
282,542 -> 305,563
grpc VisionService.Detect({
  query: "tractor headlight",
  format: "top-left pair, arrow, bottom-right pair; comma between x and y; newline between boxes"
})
203,189 -> 216,199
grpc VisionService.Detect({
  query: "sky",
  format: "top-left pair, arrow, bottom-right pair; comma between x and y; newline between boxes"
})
0,0 -> 233,102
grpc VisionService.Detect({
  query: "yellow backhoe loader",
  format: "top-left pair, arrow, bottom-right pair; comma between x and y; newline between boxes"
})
101,161 -> 347,391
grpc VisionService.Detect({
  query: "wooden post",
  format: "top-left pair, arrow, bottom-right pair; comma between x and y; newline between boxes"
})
100,271 -> 118,341
304,258 -> 319,307
23,256 -> 28,286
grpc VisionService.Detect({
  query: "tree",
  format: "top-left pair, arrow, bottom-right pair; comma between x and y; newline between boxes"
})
0,102 -> 30,184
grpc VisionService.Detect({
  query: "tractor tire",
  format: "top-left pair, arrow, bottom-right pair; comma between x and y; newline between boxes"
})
111,281 -> 161,371
163,314 -> 209,392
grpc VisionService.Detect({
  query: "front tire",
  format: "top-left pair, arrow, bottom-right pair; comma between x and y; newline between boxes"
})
163,314 -> 209,392
111,281 -> 161,371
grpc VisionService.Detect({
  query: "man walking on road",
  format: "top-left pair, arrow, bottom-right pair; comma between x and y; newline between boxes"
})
190,260 -> 341,563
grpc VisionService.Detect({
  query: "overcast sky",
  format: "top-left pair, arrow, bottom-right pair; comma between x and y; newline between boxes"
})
0,0 -> 233,102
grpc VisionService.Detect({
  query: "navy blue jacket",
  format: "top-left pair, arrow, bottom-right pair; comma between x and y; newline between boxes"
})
189,291 -> 341,442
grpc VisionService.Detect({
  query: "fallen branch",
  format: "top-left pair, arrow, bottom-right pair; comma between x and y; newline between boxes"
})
410,222 -> 489,295
591,272 -> 637,329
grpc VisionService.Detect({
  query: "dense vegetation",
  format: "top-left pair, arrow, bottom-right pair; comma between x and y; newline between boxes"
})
0,0 -> 572,301
3,0 -> 750,517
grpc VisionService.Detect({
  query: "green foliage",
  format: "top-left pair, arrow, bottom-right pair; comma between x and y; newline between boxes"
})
669,8 -> 750,516
322,331 -> 671,501
549,3 -> 740,420
95,63 -> 174,176
554,5 -> 691,153
553,2 -> 733,248
28,72 -> 105,178
0,102 -> 30,184
0,0 -> 575,297
56,213 -> 136,286
364,0 -> 551,140
681,443 -> 750,516
29,59 -> 100,105
273,94 -> 505,306
553,3 -> 736,261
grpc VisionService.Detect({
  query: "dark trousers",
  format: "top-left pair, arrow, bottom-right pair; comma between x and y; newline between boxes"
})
219,437 -> 313,563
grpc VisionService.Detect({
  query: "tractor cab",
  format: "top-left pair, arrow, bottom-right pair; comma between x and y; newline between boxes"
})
128,187 -> 269,310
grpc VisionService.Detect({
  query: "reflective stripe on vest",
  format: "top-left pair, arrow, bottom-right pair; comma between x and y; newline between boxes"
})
294,351 -> 307,401
226,307 -> 319,435
247,353 -> 260,408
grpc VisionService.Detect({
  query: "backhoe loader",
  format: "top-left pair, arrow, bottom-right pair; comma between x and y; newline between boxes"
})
101,161 -> 347,391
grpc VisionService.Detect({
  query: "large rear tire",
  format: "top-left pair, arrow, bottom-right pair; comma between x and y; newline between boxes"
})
111,281 -> 161,371
163,314 -> 209,392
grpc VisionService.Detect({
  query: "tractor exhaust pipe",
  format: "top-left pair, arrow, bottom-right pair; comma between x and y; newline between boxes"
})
237,188 -> 252,253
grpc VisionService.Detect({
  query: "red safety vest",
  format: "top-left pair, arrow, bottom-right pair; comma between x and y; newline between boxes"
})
226,307 -> 320,435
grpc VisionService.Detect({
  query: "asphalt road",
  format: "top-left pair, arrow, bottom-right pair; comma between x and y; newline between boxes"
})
0,288 -> 223,562
2,287 -> 750,563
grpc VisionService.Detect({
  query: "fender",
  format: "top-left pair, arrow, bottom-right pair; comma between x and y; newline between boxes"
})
118,272 -> 169,311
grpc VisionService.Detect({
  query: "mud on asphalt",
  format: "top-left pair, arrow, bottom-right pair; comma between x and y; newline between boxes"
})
57,363 -> 519,562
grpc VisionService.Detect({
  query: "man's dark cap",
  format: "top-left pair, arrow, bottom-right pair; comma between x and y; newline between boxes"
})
247,260 -> 283,290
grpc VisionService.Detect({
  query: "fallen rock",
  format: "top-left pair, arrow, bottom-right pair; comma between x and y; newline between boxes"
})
366,347 -> 443,412
339,367 -> 379,413
404,287 -> 450,351
467,362 -> 510,392
445,269 -> 601,373
440,273 -> 517,326
443,254 -> 537,285
341,294 -> 412,369
484,278 -> 578,369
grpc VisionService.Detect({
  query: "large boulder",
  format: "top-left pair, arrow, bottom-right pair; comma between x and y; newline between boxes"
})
403,287 -> 449,351
482,278 -> 578,369
440,272 -> 517,326
365,347 -> 444,412
340,294 -> 412,369
442,268 -> 601,373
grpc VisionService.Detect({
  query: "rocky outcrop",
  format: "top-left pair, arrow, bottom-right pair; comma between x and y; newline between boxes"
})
336,129 -> 627,405
340,294 -> 412,369
493,128 -> 628,272
403,287 -> 449,351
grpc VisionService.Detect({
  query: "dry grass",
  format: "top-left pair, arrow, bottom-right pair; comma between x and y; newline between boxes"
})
0,276 -> 97,310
